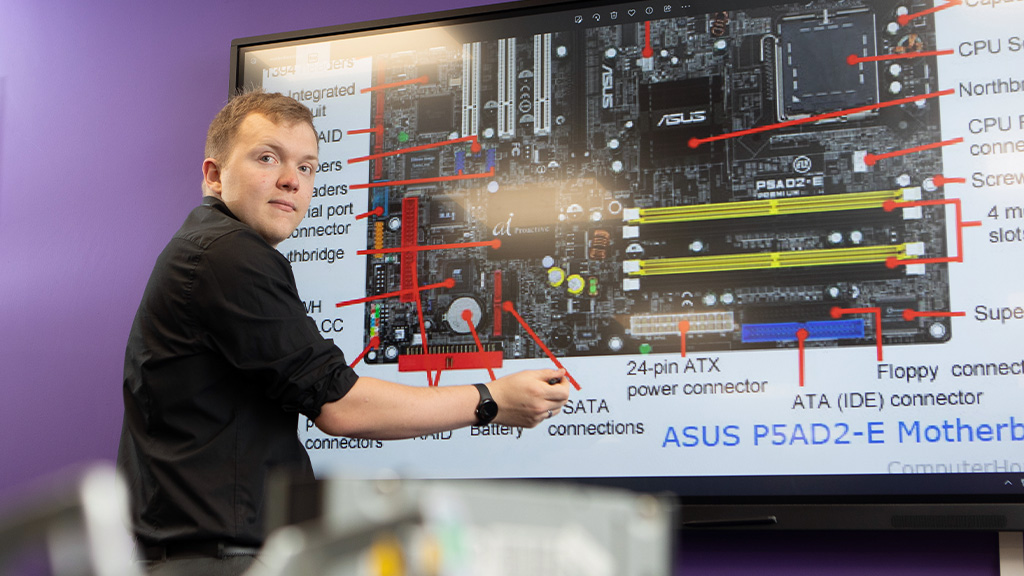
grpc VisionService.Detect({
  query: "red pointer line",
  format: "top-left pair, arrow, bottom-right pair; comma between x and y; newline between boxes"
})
678,320 -> 690,358
898,0 -> 961,27
361,75 -> 429,93
336,278 -> 455,308
689,89 -> 954,148
359,239 -> 500,256
642,21 -> 654,59
348,126 -> 383,137
903,309 -> 966,321
932,174 -> 966,187
349,135 -> 481,164
463,309 -> 496,382
796,328 -> 809,388
356,207 -> 384,220
864,137 -> 963,167
415,297 -> 436,387
350,167 -> 496,190
847,49 -> 954,66
831,306 -> 884,361
502,301 -> 581,390
882,198 -> 979,267
351,336 -> 380,368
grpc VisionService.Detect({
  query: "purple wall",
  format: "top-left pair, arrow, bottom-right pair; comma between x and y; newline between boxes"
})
0,0 -> 1001,572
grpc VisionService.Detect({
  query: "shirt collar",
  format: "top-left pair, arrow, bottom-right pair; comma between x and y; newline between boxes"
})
202,195 -> 239,221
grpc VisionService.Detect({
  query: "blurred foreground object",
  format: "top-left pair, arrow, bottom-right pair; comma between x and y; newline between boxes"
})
0,464 -> 140,576
253,478 -> 673,576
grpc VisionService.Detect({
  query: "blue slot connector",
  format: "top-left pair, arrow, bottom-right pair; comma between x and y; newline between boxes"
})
371,188 -> 389,218
741,319 -> 865,343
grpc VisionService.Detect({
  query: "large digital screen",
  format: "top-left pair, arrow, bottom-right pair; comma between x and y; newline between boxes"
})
233,0 -> 1024,524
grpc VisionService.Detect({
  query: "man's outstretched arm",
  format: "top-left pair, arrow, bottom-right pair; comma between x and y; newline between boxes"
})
313,368 -> 569,440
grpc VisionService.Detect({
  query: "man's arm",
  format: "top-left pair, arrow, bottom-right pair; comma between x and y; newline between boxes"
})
314,368 -> 569,440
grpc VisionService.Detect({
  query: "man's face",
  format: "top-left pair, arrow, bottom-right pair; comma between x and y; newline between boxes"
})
204,113 -> 318,247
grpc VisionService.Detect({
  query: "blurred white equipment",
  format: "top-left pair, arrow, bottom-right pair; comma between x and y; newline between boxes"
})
0,463 -> 140,576
252,477 -> 673,576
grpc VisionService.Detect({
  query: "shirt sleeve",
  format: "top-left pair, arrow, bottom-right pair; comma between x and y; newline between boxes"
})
188,229 -> 358,419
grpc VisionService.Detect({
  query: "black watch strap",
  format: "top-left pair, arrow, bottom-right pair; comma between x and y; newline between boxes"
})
473,383 -> 499,425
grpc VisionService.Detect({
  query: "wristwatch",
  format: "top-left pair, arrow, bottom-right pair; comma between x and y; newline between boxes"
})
473,383 -> 499,425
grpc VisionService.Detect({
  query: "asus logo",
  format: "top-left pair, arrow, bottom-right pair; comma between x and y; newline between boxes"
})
602,64 -> 614,109
657,110 -> 708,126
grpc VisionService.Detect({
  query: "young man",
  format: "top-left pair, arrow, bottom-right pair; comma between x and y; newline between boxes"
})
117,91 -> 570,575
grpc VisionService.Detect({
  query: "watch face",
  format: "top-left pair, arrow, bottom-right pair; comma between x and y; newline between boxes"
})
477,399 -> 498,423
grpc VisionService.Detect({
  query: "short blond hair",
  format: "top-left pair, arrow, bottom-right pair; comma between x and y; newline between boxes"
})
205,89 -> 316,162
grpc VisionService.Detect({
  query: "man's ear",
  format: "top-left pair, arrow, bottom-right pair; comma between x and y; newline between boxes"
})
202,158 -> 223,197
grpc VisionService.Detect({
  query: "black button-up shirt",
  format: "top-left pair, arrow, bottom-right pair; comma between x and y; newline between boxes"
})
117,196 -> 357,546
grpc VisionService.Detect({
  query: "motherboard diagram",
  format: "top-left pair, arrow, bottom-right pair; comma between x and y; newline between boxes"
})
358,0 -> 952,370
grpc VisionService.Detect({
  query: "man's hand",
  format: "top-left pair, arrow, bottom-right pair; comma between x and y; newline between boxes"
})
489,368 -> 571,428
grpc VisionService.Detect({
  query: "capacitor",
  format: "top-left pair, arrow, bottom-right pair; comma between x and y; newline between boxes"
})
608,336 -> 624,352
567,274 -> 585,295
548,267 -> 566,287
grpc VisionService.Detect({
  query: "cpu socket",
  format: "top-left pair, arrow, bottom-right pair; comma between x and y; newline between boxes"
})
778,8 -> 880,120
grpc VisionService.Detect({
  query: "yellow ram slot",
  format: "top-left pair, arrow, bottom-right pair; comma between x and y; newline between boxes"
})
630,244 -> 910,276
628,188 -> 905,225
